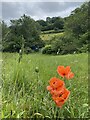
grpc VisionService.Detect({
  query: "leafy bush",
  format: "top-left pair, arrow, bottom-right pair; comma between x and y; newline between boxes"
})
77,44 -> 88,53
51,35 -> 78,55
79,32 -> 88,46
51,38 -> 63,54
2,15 -> 45,52
41,45 -> 52,54
42,35 -> 78,55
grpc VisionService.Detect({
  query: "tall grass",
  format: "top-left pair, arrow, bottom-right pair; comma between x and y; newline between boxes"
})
2,53 -> 88,118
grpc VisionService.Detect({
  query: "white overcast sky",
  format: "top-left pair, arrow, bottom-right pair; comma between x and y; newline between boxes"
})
0,0 -> 88,24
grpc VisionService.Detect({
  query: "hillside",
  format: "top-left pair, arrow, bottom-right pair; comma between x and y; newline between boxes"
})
40,31 -> 64,41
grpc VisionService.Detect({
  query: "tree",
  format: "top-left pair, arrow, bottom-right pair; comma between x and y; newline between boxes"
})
53,17 -> 64,30
64,2 -> 88,53
64,2 -> 88,38
36,20 -> 47,31
3,14 -> 44,52
2,21 -> 10,51
45,17 -> 64,31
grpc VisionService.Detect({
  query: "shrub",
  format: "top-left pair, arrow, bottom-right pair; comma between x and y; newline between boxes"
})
41,45 -> 52,54
50,35 -> 75,55
78,32 -> 88,48
51,36 -> 64,54
77,44 -> 88,53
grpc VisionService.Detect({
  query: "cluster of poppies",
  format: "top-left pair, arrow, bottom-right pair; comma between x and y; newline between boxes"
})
47,66 -> 74,108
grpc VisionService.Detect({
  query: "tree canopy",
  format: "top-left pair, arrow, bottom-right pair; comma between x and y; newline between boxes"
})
2,15 -> 44,52
36,17 -> 64,31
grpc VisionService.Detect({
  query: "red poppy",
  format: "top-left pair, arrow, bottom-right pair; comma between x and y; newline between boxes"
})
47,77 -> 65,96
47,75 -> 71,108
50,86 -> 64,96
61,88 -> 70,101
57,66 -> 74,79
55,100 -> 65,108
54,97 -> 65,108
49,77 -> 64,89
52,88 -> 70,108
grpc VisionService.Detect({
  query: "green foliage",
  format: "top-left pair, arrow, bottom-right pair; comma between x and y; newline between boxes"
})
2,15 -> 44,52
77,44 -> 88,53
3,35 -> 22,52
79,32 -> 88,46
24,47 -> 34,54
41,45 -> 52,54
51,37 -> 63,54
42,35 -> 78,55
53,17 -> 64,30
37,17 -> 64,31
60,34 -> 78,54
36,20 -> 47,31
2,21 -> 9,39
64,2 -> 88,37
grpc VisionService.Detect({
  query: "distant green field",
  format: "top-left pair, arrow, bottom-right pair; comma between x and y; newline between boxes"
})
2,53 -> 88,118
40,32 -> 64,41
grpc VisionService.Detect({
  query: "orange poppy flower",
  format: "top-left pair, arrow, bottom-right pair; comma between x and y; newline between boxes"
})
52,96 -> 65,108
50,86 -> 64,96
46,76 -> 71,108
47,77 -> 65,96
49,77 -> 64,89
55,100 -> 65,108
61,88 -> 70,101
57,66 -> 74,79
52,88 -> 70,108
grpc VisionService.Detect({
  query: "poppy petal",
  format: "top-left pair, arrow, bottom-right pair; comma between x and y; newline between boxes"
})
49,77 -> 64,89
47,86 -> 53,91
65,66 -> 71,74
66,72 -> 74,79
57,66 -> 65,77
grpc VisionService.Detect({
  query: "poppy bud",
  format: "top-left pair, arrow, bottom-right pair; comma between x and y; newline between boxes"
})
35,67 -> 39,73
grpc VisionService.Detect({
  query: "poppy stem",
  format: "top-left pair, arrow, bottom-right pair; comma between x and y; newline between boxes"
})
36,71 -> 39,113
60,108 -> 64,119
68,80 -> 74,118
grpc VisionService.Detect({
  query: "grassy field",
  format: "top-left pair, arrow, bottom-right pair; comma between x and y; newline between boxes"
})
2,53 -> 88,118
40,32 -> 64,41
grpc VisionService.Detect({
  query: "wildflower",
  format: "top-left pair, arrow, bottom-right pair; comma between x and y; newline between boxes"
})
49,77 -> 64,89
50,86 -> 64,96
47,77 -> 70,108
52,88 -> 70,108
57,66 -> 74,79
47,65 -> 74,108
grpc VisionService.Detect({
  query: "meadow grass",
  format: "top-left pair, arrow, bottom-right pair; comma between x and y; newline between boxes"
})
2,52 -> 88,118
40,32 -> 64,41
